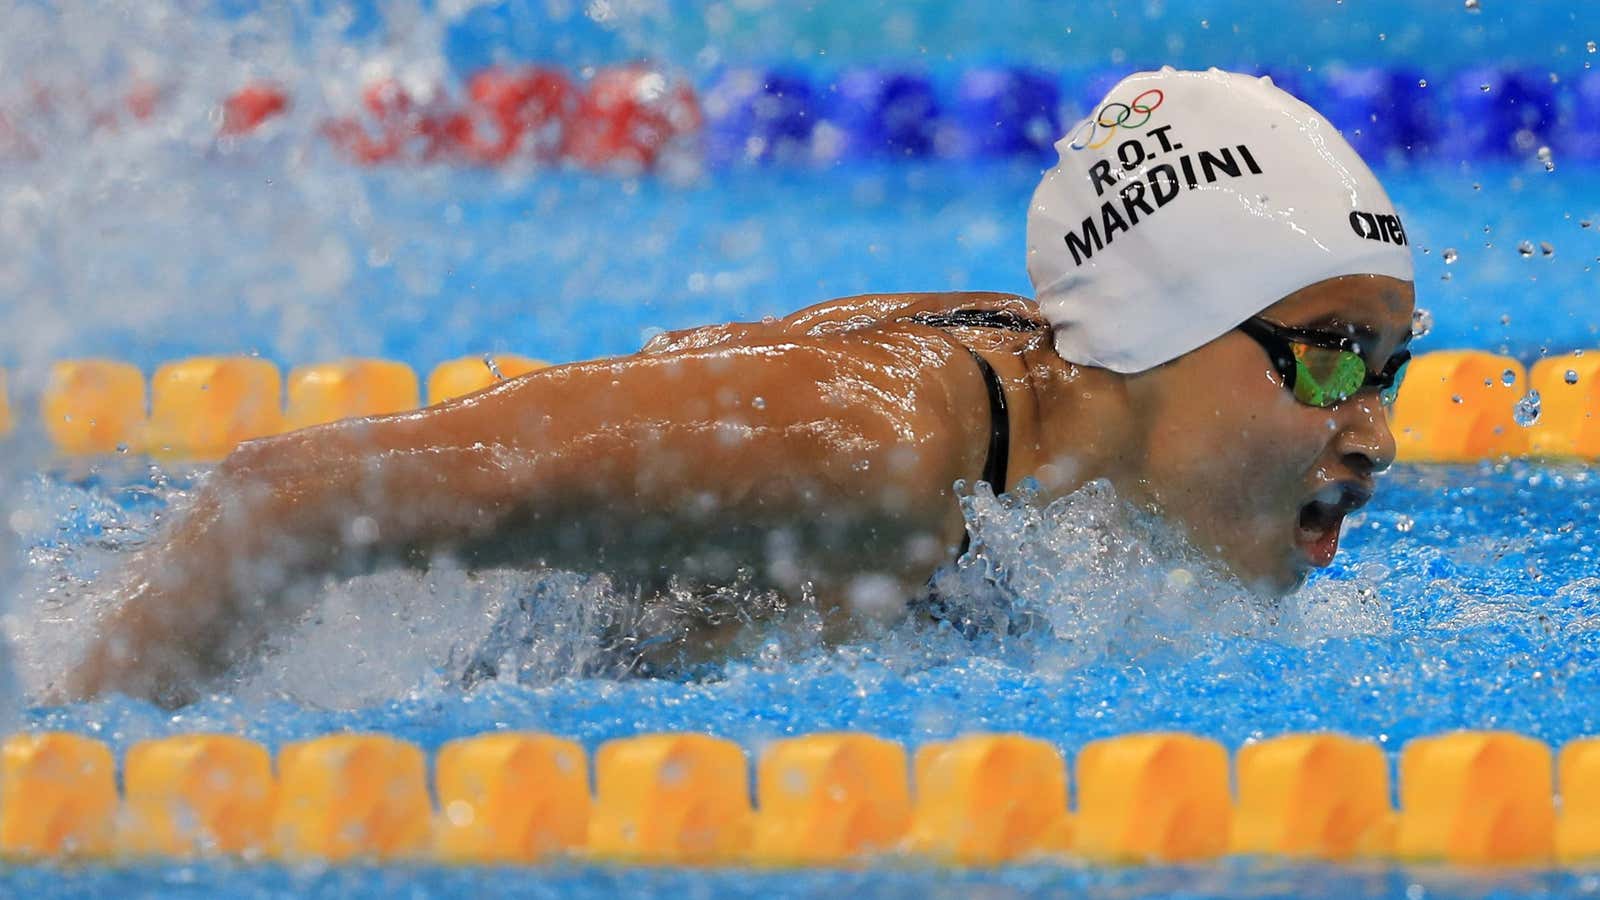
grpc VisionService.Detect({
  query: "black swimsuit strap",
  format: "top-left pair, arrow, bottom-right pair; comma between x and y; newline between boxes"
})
971,350 -> 1010,494
905,307 -> 1042,561
910,308 -> 1044,333
957,349 -> 1010,557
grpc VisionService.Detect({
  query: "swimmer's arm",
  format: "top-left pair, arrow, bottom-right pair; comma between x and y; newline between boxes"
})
64,332 -> 990,705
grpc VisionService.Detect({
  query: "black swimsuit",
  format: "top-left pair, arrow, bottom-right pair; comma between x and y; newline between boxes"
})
906,307 -> 1050,638
907,307 -> 1047,549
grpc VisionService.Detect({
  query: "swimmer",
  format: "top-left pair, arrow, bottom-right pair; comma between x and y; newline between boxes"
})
61,68 -> 1414,706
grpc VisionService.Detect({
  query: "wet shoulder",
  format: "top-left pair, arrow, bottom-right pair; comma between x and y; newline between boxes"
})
782,291 -> 1043,337
637,291 -> 1043,357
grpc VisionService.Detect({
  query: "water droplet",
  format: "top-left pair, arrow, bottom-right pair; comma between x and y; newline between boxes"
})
1541,241 -> 1555,257
1395,515 -> 1414,533
1411,308 -> 1434,339
1464,0 -> 1480,9
1514,389 -> 1542,427
1418,78 -> 1429,88
1589,40 -> 1597,53
1566,369 -> 1580,385
1440,272 -> 1453,281
1582,220 -> 1593,229
1479,83 -> 1492,93
1502,369 -> 1517,386
752,395 -> 766,409
1442,248 -> 1458,264
1518,240 -> 1536,257
1501,314 -> 1512,326
1451,394 -> 1464,405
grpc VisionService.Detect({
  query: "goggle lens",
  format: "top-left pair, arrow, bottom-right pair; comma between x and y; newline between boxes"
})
1240,317 -> 1411,410
1291,345 -> 1370,408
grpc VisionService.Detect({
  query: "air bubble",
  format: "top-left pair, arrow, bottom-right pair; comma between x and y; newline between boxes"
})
1479,83 -> 1491,92
1418,78 -> 1428,88
1541,241 -> 1555,257
1514,390 -> 1542,427
1518,240 -> 1536,257
752,396 -> 766,409
1589,40 -> 1597,53
1566,370 -> 1580,385
1395,515 -> 1414,533
1502,369 -> 1516,386
1464,0 -> 1480,9
1442,248 -> 1458,264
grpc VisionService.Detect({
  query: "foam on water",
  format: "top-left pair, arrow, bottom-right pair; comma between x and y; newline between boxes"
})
8,456 -> 1396,713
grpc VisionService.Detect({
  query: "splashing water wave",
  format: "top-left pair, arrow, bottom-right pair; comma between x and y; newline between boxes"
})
8,464 -> 1394,711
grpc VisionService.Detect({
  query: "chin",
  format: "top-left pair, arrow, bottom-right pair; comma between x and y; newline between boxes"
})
1236,558 -> 1308,598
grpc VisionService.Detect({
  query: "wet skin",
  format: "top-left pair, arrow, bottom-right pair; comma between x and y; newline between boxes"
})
1096,275 -> 1415,593
61,275 -> 1412,705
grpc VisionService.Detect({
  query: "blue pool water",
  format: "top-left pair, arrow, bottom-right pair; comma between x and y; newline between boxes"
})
4,2 -> 1600,897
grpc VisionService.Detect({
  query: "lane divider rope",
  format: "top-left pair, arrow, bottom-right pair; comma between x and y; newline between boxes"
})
2,350 -> 1596,463
1,729 -> 1595,866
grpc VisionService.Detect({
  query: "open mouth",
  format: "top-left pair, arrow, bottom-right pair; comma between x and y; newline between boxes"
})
1294,482 -> 1373,568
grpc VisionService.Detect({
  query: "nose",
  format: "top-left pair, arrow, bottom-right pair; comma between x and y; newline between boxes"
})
1333,393 -> 1397,476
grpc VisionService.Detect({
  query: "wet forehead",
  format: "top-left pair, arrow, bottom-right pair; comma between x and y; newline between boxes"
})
1264,275 -> 1415,349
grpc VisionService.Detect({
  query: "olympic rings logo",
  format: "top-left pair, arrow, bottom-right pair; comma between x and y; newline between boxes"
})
1067,88 -> 1165,151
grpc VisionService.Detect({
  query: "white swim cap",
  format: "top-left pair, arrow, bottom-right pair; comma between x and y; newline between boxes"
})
1026,67 -> 1415,373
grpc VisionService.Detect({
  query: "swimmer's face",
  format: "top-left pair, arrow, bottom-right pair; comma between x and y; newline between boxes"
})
1123,274 -> 1415,595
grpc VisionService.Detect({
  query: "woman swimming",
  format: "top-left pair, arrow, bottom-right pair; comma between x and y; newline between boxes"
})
62,68 -> 1415,706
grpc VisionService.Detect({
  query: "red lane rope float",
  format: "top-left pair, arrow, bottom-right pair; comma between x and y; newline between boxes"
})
220,82 -> 289,137
316,64 -> 699,170
460,65 -> 577,165
562,65 -> 703,172
321,78 -> 453,165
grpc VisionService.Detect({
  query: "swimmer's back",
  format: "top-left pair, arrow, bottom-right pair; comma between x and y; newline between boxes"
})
640,291 -> 1048,355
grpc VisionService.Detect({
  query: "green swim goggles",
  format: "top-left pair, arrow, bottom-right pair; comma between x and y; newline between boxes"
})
1238,317 -> 1411,408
